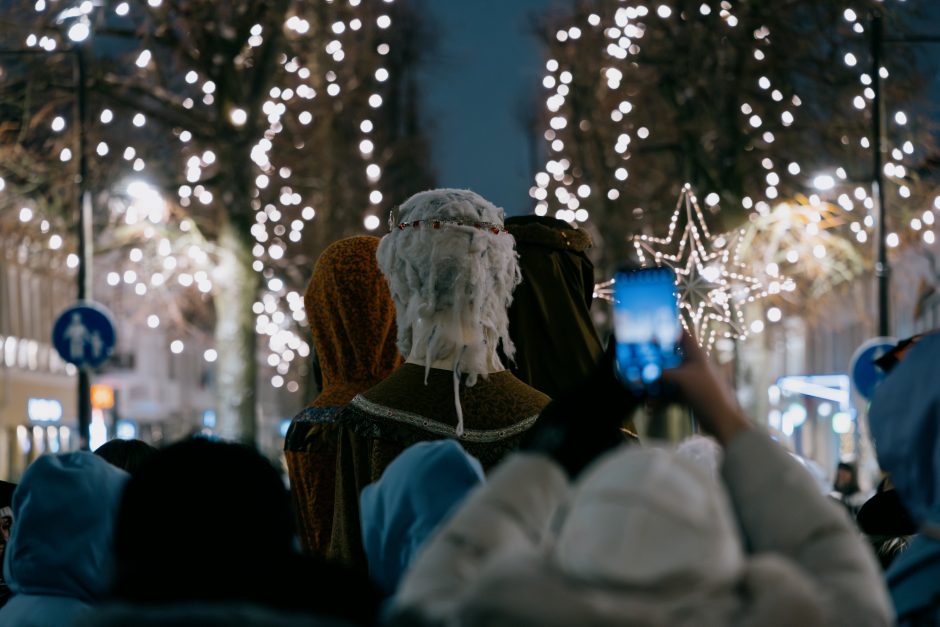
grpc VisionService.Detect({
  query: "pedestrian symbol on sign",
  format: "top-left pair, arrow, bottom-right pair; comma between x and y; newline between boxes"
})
64,313 -> 107,362
52,302 -> 117,370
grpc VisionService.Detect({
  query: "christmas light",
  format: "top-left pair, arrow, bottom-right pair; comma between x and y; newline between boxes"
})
633,186 -> 772,352
533,0 -> 935,264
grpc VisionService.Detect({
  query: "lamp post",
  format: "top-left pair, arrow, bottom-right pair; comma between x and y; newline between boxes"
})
73,46 -> 92,450
870,15 -> 889,338
869,13 -> 940,338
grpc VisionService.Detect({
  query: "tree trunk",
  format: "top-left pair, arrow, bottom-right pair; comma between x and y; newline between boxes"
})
212,220 -> 260,443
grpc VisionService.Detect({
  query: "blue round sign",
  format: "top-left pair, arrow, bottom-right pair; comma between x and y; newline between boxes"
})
52,301 -> 117,369
849,337 -> 897,400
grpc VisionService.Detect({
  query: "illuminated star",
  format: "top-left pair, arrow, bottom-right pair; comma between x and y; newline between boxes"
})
633,184 -> 768,352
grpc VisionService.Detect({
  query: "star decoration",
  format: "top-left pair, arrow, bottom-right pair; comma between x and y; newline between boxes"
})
632,184 -> 774,352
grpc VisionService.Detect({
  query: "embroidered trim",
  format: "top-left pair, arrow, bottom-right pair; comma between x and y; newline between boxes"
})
348,394 -> 538,443
284,406 -> 343,452
293,406 -> 343,425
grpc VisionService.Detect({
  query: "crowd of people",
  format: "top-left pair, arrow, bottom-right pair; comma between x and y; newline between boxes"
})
0,188 -> 937,626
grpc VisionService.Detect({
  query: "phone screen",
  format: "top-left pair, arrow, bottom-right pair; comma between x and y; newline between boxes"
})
613,267 -> 683,389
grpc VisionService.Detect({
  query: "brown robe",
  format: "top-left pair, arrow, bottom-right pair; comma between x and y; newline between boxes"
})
327,363 -> 550,569
284,236 -> 402,554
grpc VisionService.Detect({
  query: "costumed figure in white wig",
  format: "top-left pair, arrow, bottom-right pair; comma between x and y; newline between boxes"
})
327,189 -> 550,568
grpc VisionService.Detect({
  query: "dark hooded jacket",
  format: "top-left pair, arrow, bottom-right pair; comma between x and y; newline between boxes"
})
285,236 -> 402,554
504,216 -> 603,400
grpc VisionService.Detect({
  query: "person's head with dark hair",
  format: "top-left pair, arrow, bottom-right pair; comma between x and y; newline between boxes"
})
114,438 -> 295,603
834,461 -> 860,495
0,480 -> 15,546
113,437 -> 378,622
504,216 -> 603,400
94,439 -> 157,476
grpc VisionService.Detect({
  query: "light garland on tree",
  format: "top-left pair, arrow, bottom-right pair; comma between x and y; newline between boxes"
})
740,195 -> 868,302
3,0 -> 401,398
632,185 -> 785,352
533,1 -> 939,289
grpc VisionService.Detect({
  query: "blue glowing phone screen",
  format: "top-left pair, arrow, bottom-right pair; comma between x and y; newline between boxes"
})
613,267 -> 683,387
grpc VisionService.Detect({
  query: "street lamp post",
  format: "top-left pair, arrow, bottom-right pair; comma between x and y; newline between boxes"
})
74,47 -> 93,450
870,15 -> 889,338
869,13 -> 940,338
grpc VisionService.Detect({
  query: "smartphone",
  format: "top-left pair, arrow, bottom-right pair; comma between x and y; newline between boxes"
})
613,266 -> 683,390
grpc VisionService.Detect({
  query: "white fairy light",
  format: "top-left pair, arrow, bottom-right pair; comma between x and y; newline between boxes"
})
230,108 -> 247,126
632,186 -> 771,352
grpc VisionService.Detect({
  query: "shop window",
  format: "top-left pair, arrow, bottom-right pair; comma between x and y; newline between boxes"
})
18,269 -> 33,341
105,352 -> 136,371
3,337 -> 15,368
0,264 -> 8,336
4,265 -> 21,339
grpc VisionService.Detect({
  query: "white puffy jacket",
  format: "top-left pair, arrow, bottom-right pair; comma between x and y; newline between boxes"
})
389,429 -> 892,627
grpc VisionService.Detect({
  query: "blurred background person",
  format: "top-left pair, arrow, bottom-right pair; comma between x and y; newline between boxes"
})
94,439 -> 157,477
0,481 -> 16,609
832,460 -> 869,516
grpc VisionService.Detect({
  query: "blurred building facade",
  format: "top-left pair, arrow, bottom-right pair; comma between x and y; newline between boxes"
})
0,241 -> 77,481
740,247 -> 939,488
0,240 -> 295,481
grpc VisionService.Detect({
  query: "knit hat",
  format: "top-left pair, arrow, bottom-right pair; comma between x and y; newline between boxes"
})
554,446 -> 744,588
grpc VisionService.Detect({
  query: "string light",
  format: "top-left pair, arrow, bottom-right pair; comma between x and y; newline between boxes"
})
0,0 -> 406,403
534,0 -> 936,275
633,186 -> 772,352
740,196 -> 865,300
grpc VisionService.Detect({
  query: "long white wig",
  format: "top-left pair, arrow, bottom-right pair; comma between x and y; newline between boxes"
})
377,189 -> 521,432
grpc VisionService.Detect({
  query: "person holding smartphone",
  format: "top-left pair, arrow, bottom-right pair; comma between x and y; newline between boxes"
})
387,329 -> 892,627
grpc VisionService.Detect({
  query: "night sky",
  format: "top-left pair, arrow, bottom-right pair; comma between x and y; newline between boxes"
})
417,0 -> 568,216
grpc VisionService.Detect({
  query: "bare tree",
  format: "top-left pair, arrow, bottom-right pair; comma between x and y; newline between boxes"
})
0,0 -> 434,442
530,0 -> 938,280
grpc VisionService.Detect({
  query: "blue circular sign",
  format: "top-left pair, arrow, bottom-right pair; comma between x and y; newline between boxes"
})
849,337 -> 896,400
52,301 -> 117,369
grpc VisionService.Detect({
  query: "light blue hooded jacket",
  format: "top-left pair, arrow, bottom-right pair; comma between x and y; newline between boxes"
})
869,332 -> 940,625
360,440 -> 484,595
0,452 -> 129,627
